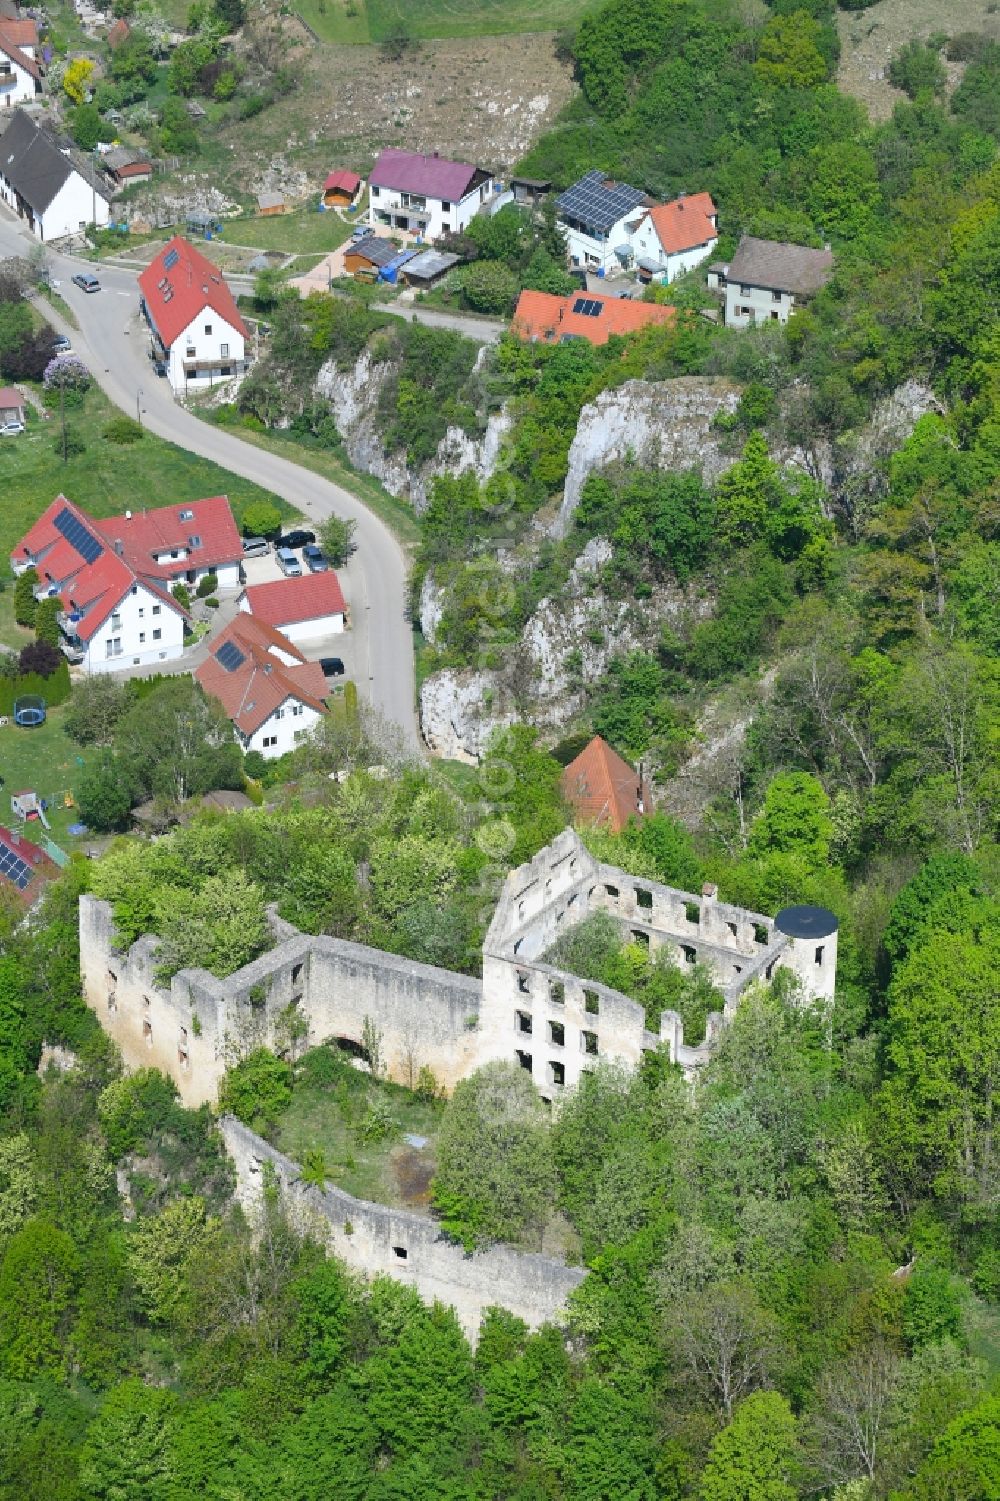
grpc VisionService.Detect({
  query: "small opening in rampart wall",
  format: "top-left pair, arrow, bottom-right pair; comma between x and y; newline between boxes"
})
545,879 -> 552,897
392,1245 -> 408,1260
582,1030 -> 598,1056
548,1060 -> 565,1088
815,945 -> 824,965
107,969 -> 117,996
518,900 -> 525,921
549,980 -> 565,1005
753,923 -> 768,946
636,887 -> 653,911
142,1019 -> 153,1046
567,892 -> 578,908
516,970 -> 530,994
584,989 -> 600,1015
107,995 -> 117,1015
632,929 -> 649,948
605,884 -> 619,901
548,1020 -> 565,1047
727,921 -> 737,938
733,964 -> 743,975
682,944 -> 697,965
513,939 -> 523,955
765,962 -> 775,980
570,858 -> 578,875
516,1049 -> 533,1074
684,901 -> 700,925
515,1010 -> 532,1035
143,995 -> 150,1009
292,962 -> 304,984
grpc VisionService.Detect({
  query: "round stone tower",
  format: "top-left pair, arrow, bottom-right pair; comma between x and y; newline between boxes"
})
774,905 -> 838,1003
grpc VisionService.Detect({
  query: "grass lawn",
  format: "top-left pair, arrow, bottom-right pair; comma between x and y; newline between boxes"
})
219,211 -> 353,256
214,424 -> 422,551
0,704 -> 96,850
274,1045 -> 444,1210
298,0 -> 597,41
0,385 -> 291,647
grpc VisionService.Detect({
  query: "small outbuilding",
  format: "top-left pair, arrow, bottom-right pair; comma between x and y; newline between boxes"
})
0,386 -> 26,429
323,169 -> 362,208
101,145 -> 153,187
239,572 -> 347,645
257,190 -> 286,217
343,234 -> 397,276
400,248 -> 460,288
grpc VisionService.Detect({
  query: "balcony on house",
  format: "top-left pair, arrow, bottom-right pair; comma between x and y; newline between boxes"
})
57,611 -> 86,663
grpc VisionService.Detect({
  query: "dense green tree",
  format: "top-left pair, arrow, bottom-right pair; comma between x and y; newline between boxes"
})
699,1390 -> 799,1501
0,1220 -> 80,1379
78,1378 -> 174,1501
217,1050 -> 293,1129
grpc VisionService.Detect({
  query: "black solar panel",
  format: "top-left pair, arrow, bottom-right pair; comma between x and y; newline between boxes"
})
572,297 -> 602,317
53,507 -> 103,564
164,248 -> 179,270
216,641 -> 246,672
0,845 -> 33,891
556,170 -> 647,234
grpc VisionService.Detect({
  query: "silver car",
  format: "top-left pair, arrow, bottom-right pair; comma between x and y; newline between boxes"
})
276,547 -> 302,578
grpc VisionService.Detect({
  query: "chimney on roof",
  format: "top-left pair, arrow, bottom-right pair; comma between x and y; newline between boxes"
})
113,539 -> 124,556
11,830 -> 20,846
678,190 -> 686,200
125,509 -> 132,520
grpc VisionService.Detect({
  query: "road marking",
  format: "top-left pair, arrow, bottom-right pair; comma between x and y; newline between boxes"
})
116,291 -> 131,298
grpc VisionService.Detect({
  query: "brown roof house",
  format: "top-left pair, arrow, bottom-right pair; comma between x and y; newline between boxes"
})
561,735 -> 653,833
711,235 -> 833,329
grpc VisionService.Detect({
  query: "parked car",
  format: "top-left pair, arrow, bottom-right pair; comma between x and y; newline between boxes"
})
242,536 -> 270,559
276,547 -> 302,578
277,529 -> 316,550
52,334 -> 72,354
1,419 -> 25,437
319,657 -> 345,678
71,272 -> 100,293
303,544 -> 329,573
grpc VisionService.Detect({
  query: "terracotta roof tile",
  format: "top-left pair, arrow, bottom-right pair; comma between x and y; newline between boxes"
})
561,735 -> 653,833
512,289 -> 675,347
92,494 -> 242,578
242,573 -> 347,629
369,148 -> 478,202
0,825 -> 57,906
138,236 -> 249,352
325,169 -> 361,192
195,614 -> 329,736
642,192 -> 717,256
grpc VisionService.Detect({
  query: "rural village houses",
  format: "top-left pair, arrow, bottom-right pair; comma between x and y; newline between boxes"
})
0,14 -> 41,108
139,235 -> 249,396
710,234 -> 834,327
194,614 -> 330,760
10,495 -> 243,673
556,170 -> 718,281
367,148 -> 496,240
0,108 -> 112,241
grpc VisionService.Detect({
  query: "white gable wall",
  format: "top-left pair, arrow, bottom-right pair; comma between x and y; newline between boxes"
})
244,696 -> 324,759
37,171 -> 111,242
0,53 -> 38,109
368,177 -> 493,241
164,310 -> 245,397
82,583 -> 184,674
630,217 -> 718,284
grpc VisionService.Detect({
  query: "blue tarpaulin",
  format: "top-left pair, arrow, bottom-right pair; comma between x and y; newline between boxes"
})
378,249 -> 418,285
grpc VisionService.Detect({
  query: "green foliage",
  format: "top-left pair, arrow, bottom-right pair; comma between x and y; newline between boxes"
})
318,514 -> 356,565
195,572 -> 219,598
755,10 -> 829,90
461,261 -> 520,315
218,1049 -> 294,1128
0,1220 -> 80,1379
13,568 -> 38,629
33,597 -> 61,649
241,499 -> 282,537
890,40 -> 947,100
896,1394 -> 1000,1500
698,1390 -> 798,1501
103,416 -> 143,446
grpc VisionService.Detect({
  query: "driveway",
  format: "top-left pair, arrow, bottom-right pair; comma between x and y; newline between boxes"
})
0,206 -> 420,748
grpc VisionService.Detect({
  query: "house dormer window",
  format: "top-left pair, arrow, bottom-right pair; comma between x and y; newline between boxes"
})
188,535 -> 201,548
179,510 -> 194,521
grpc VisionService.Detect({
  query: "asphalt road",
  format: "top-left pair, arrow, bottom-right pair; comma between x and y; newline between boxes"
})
0,208 -> 420,748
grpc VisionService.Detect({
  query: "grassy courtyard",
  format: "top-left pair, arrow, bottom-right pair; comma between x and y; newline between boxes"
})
274,1045 -> 444,1210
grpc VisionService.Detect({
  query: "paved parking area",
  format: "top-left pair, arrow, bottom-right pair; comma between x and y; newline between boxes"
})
241,551 -> 287,587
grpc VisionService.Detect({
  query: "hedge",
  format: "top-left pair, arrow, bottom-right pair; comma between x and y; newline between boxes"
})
0,661 -> 72,716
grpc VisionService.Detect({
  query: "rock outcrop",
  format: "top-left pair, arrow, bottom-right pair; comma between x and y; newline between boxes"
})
315,350 -> 511,512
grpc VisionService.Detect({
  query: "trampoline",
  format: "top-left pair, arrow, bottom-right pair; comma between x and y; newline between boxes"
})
13,696 -> 46,728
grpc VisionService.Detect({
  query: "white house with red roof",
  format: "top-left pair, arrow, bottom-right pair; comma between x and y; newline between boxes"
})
238,573 -> 346,645
138,236 -> 248,397
367,148 -> 494,241
11,494 -> 244,673
195,613 -> 329,759
629,192 -> 718,284
0,18 -> 42,108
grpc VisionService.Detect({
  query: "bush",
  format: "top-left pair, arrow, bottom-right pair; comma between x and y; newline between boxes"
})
52,430 -> 86,458
34,597 -> 61,648
18,640 -> 63,678
13,569 -> 38,628
196,573 -> 219,598
77,755 -> 134,832
218,1049 -> 293,1128
462,262 -> 519,316
103,416 -> 144,445
889,39 -> 947,98
172,584 -> 191,611
204,596 -> 220,609
240,500 -> 282,537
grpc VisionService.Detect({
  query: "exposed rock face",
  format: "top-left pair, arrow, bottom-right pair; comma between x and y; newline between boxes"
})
315,351 -> 511,512
418,537 -> 710,762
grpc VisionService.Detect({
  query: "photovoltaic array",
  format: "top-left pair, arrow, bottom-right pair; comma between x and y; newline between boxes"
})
0,845 -> 34,892
54,507 -> 103,564
216,641 -> 246,672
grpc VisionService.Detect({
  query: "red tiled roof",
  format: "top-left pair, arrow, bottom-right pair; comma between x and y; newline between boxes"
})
561,735 -> 653,833
11,495 -> 190,643
195,614 -> 329,736
369,148 -> 478,202
242,573 -> 347,629
642,192 -> 717,256
0,23 -> 40,80
512,289 -> 675,348
324,169 -> 361,193
92,494 -> 243,578
0,825 -> 56,906
0,386 -> 23,409
0,18 -> 39,46
138,236 -> 249,352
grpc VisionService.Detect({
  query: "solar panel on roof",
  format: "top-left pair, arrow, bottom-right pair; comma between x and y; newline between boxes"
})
572,297 -> 602,317
53,506 -> 103,564
163,248 -> 179,270
216,641 -> 246,672
0,846 -> 34,892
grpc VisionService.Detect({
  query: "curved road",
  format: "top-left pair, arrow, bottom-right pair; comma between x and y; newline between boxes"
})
0,210 -> 420,747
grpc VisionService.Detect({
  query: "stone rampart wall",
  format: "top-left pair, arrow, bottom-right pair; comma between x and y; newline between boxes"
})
220,1116 -> 586,1342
